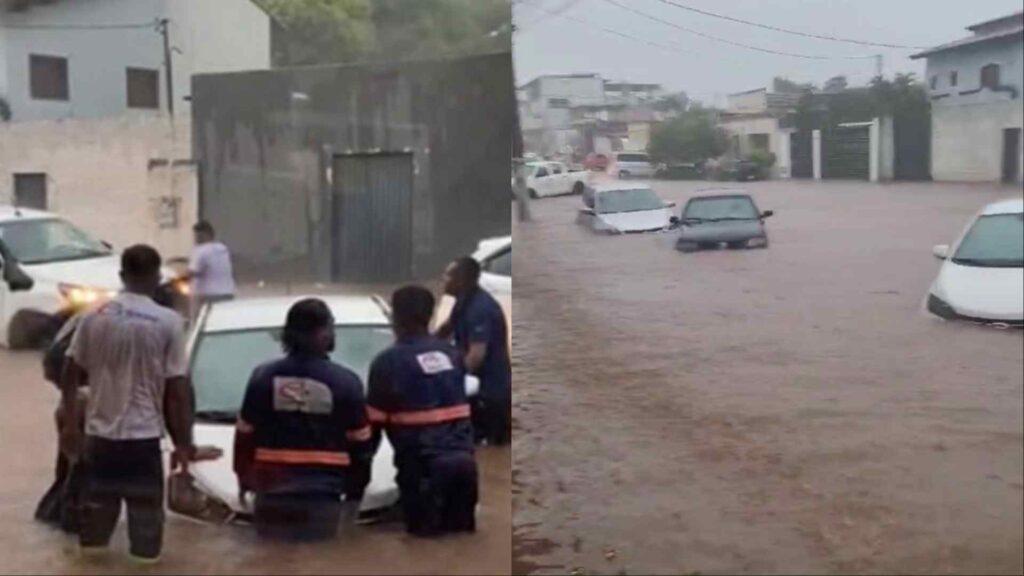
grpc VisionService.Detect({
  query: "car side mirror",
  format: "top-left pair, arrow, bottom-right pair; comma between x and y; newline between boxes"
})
762,210 -> 774,218
665,201 -> 676,208
933,244 -> 949,260
101,240 -> 112,250
2,259 -> 35,292
669,216 -> 680,225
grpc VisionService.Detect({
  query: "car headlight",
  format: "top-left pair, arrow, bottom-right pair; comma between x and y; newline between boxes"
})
926,293 -> 958,320
172,278 -> 191,296
58,283 -> 117,308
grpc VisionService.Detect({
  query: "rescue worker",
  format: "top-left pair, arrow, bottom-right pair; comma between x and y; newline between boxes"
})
367,285 -> 478,536
59,245 -> 208,563
436,257 -> 511,446
233,298 -> 373,541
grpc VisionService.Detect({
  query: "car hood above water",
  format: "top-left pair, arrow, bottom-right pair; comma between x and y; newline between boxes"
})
22,254 -> 122,289
931,261 -> 1024,321
678,220 -> 766,243
597,209 -> 671,233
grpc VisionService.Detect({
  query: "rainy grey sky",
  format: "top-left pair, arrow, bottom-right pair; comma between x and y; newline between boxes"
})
513,0 -> 1023,105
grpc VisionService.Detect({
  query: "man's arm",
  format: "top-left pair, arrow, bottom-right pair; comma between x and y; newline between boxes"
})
164,376 -> 196,468
234,371 -> 262,498
462,306 -> 493,375
58,359 -> 88,459
342,374 -> 376,503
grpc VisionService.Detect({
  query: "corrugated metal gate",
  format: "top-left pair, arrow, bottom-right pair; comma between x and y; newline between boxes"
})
790,131 -> 813,178
823,126 -> 869,180
332,153 -> 414,282
894,114 -> 930,180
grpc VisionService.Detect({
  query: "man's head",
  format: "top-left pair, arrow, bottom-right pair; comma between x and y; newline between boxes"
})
443,256 -> 481,297
120,244 -> 163,295
282,298 -> 335,356
193,221 -> 215,245
391,285 -> 435,337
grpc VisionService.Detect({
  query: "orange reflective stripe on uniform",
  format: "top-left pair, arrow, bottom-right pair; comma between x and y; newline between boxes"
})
254,448 -> 350,467
388,403 -> 471,426
367,406 -> 389,424
346,425 -> 372,442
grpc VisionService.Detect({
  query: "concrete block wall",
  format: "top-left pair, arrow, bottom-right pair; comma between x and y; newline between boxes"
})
0,114 -> 197,259
931,100 -> 1024,183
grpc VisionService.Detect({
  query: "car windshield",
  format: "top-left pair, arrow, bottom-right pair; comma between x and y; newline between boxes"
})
952,213 -> 1024,268
0,218 -> 111,264
596,188 -> 665,214
684,197 -> 760,221
191,325 -> 394,420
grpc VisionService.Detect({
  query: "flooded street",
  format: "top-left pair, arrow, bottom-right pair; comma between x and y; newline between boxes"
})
0,347 -> 510,575
512,180 -> 1023,574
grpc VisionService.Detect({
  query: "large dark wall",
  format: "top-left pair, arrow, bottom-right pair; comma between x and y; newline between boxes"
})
192,52 -> 513,283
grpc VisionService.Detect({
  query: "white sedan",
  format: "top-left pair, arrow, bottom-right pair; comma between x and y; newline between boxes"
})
578,182 -> 675,234
180,295 -> 480,523
927,197 -> 1023,326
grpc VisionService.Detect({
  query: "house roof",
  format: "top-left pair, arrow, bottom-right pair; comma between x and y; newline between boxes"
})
518,73 -> 601,89
912,12 -> 1023,59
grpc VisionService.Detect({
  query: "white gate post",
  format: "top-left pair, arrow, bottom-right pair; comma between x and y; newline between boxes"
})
812,129 -> 822,180
869,117 -> 880,182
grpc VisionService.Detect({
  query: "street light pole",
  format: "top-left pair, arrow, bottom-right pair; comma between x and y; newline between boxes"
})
158,18 -> 174,118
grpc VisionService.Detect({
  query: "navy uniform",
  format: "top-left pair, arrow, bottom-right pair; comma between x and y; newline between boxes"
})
451,288 -> 511,445
367,335 -> 477,536
234,353 -> 372,541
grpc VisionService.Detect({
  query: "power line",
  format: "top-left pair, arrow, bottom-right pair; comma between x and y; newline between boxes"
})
651,0 -> 929,50
600,0 -> 875,60
0,20 -> 157,30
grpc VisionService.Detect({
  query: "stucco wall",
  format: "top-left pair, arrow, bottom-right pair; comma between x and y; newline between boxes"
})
931,99 -> 1023,182
720,115 -> 789,177
0,115 -> 196,259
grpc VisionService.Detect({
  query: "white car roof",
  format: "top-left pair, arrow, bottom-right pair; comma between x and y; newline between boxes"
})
590,181 -> 654,193
473,236 -> 511,261
981,198 -> 1024,216
203,295 -> 389,333
0,205 -> 58,223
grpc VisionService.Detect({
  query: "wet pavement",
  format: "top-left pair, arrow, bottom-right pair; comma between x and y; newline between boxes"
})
512,180 -> 1023,575
0,346 -> 510,575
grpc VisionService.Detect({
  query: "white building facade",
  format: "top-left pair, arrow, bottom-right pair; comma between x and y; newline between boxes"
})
0,0 -> 270,258
718,88 -> 800,178
912,11 -> 1023,184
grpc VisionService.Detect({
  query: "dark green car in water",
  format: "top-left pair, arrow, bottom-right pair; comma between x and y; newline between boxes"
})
674,193 -> 774,252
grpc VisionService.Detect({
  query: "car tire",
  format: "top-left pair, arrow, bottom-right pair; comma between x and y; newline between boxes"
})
572,181 -> 584,195
528,188 -> 538,199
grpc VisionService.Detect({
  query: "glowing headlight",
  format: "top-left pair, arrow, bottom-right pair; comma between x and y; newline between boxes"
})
58,283 -> 117,308
173,279 -> 191,296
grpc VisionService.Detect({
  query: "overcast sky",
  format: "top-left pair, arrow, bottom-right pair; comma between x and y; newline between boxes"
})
513,0 -> 1022,105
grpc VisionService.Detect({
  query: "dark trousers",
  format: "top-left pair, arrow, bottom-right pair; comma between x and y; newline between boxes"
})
471,395 -> 511,446
253,492 -> 342,542
79,437 -> 164,559
396,451 -> 478,536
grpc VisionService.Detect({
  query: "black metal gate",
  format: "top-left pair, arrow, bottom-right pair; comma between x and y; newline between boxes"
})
894,114 -> 931,180
790,131 -> 813,178
823,126 -> 869,180
332,153 -> 414,282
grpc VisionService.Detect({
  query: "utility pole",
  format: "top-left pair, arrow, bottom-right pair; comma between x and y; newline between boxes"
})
158,18 -> 174,118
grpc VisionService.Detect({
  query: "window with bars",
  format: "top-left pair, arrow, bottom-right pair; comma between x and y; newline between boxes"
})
29,54 -> 68,101
126,67 -> 159,109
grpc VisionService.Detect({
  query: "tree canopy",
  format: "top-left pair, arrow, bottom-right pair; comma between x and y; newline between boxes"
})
258,0 -> 511,66
647,105 -> 727,164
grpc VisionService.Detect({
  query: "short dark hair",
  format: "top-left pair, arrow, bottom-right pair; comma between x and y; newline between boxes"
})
193,221 -> 214,236
282,298 -> 334,354
453,256 -> 481,285
121,244 -> 162,278
391,285 -> 435,330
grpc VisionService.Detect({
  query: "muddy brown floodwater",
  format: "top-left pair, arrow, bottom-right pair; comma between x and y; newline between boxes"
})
0,345 -> 510,575
512,180 -> 1023,575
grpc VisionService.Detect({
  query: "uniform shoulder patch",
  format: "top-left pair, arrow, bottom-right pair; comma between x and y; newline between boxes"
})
416,351 -> 454,375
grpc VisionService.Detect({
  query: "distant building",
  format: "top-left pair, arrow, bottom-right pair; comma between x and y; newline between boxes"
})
718,88 -> 801,177
0,0 -> 270,258
911,11 -> 1023,183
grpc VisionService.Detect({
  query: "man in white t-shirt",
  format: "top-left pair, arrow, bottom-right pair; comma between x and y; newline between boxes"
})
60,245 -> 214,563
181,221 -> 236,320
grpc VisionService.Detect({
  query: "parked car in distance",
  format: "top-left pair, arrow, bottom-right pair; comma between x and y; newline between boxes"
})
584,153 -> 610,172
720,159 -> 762,182
0,205 -> 184,348
518,161 -> 589,198
656,161 -> 705,180
182,295 -> 482,524
674,193 -> 773,252
578,182 -> 675,234
611,152 -> 656,179
926,198 -> 1023,326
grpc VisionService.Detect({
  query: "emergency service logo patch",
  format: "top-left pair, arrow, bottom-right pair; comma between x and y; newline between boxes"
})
416,351 -> 454,375
273,377 -> 334,414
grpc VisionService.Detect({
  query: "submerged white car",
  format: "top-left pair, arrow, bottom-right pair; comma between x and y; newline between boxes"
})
927,198 -> 1023,326
578,183 -> 675,234
182,295 -> 480,523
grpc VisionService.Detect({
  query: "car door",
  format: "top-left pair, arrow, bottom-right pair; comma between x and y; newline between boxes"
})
550,162 -> 571,195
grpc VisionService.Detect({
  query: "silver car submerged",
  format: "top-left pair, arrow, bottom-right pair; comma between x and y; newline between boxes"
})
674,193 -> 773,252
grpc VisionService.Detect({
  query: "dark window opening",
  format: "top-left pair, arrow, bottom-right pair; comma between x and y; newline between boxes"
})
29,54 -> 68,101
981,64 -> 1001,89
14,173 -> 48,210
949,71 -> 958,87
126,67 -> 159,109
929,75 -> 938,90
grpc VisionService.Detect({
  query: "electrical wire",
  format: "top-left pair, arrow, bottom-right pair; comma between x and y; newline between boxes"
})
600,0 -> 876,60
651,0 -> 929,50
0,20 -> 157,30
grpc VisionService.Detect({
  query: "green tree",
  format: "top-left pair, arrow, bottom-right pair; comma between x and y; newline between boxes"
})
259,0 -> 375,65
647,106 -> 728,164
773,76 -> 815,94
